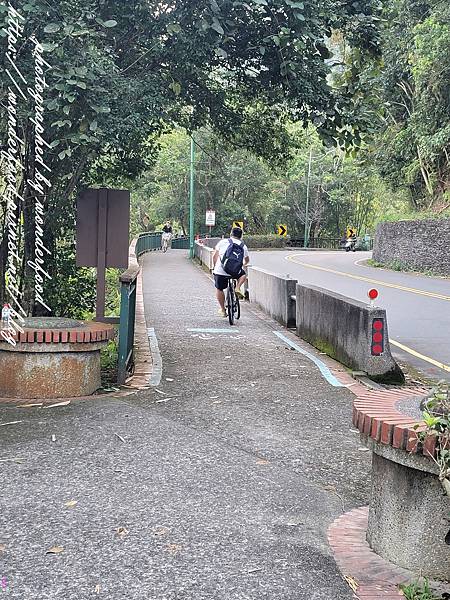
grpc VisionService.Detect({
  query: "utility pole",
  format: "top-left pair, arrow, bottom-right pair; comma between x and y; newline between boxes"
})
304,147 -> 313,248
189,135 -> 195,258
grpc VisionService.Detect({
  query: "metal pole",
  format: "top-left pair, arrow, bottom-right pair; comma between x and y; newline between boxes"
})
304,147 -> 313,248
189,136 -> 195,258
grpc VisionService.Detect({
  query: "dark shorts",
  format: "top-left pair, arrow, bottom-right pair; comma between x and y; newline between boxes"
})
214,271 -> 245,290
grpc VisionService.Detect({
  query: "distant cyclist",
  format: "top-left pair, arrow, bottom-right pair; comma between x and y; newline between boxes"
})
162,221 -> 173,252
213,227 -> 249,317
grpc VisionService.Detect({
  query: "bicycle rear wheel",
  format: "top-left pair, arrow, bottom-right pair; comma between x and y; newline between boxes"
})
227,283 -> 235,326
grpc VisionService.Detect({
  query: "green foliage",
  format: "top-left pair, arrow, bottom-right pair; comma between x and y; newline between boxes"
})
343,0 -> 450,211
243,235 -> 288,249
400,579 -> 441,600
414,381 -> 450,492
131,126 -> 397,240
0,0 -> 382,316
100,338 -> 119,387
43,240 -> 96,320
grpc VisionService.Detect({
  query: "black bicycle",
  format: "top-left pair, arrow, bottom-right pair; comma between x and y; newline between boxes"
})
226,278 -> 241,326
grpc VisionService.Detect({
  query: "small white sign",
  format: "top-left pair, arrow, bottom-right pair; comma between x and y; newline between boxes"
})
205,210 -> 216,227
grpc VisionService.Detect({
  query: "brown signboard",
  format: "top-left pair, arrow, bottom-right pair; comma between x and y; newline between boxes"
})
76,188 -> 130,320
76,188 -> 130,269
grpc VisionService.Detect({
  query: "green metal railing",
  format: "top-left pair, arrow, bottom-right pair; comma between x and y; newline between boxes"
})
136,232 -> 162,255
135,232 -> 190,253
117,264 -> 139,384
117,232 -> 190,384
171,237 -> 189,249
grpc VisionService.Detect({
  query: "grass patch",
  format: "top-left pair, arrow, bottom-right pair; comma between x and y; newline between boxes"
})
100,337 -> 119,387
400,580 -> 442,600
366,258 -> 446,278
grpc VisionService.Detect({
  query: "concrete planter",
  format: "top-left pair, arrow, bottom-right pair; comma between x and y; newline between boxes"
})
366,441 -> 450,581
0,319 -> 115,399
353,388 -> 450,582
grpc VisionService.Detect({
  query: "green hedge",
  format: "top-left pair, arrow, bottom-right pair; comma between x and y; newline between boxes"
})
244,234 -> 290,248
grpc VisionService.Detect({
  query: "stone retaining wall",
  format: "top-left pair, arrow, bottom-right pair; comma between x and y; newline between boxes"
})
373,218 -> 450,275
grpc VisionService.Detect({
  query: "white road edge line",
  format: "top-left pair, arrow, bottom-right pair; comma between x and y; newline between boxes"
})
147,327 -> 163,386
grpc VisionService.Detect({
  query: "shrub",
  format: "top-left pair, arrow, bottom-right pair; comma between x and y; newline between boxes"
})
244,234 -> 290,249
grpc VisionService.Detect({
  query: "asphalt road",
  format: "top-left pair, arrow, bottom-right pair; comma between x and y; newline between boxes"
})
250,250 -> 450,382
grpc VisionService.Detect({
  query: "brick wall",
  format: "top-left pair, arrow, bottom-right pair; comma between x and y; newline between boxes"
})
373,218 -> 450,275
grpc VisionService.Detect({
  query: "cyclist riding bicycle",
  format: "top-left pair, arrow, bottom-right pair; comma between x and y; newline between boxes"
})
213,227 -> 250,317
162,221 -> 173,252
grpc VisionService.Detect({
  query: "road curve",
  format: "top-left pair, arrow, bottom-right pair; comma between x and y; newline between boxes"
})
250,250 -> 450,382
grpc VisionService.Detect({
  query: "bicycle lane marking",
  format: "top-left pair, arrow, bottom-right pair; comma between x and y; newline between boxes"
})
273,331 -> 346,388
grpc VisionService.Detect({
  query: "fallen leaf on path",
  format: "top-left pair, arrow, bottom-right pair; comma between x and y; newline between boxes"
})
156,398 -> 173,403
0,421 -> 23,427
0,457 -> 24,463
95,584 -> 101,594
46,546 -> 64,555
165,543 -> 182,555
344,575 -> 358,592
114,433 -> 126,443
165,378 -> 174,382
44,401 -> 71,409
247,567 -> 262,574
154,389 -> 165,395
152,526 -> 170,537
358,447 -> 370,452
116,527 -> 128,538
256,459 -> 269,465
64,500 -> 78,508
17,403 -> 43,408
51,434 -> 56,443
0,544 -> 6,553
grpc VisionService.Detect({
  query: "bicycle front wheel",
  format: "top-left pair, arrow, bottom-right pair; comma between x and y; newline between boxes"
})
235,295 -> 240,320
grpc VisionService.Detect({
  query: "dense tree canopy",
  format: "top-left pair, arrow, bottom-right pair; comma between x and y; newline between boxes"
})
345,0 -> 450,210
0,0 -> 382,315
130,127 -> 402,242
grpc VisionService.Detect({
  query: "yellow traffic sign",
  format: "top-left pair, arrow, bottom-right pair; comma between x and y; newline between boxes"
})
232,221 -> 244,231
277,224 -> 287,237
347,227 -> 357,238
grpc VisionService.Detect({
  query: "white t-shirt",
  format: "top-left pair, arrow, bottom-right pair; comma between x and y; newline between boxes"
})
213,238 -> 249,276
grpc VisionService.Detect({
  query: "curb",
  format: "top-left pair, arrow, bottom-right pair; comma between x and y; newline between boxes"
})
328,507 -> 412,600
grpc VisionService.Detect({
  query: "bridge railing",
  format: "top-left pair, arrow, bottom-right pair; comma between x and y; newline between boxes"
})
118,263 -> 139,385
136,232 -> 190,254
117,232 -> 191,384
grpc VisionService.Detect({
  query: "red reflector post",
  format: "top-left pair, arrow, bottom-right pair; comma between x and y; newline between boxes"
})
372,318 -> 385,355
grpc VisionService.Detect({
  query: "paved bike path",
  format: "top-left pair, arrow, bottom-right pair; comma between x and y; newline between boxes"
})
137,250 -> 371,598
0,250 -> 370,599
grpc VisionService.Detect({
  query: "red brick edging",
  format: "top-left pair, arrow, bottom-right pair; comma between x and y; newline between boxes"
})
328,507 -> 412,599
352,387 -> 433,456
0,321 -> 115,345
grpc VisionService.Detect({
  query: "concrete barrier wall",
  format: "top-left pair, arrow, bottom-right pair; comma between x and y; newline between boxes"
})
373,218 -> 450,275
248,267 -> 297,328
296,283 -> 404,383
194,241 -> 214,271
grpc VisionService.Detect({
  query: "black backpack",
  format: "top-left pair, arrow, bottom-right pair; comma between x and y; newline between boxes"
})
221,239 -> 245,277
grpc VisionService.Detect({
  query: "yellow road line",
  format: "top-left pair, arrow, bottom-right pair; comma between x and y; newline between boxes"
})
286,255 -> 450,302
389,339 -> 450,373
